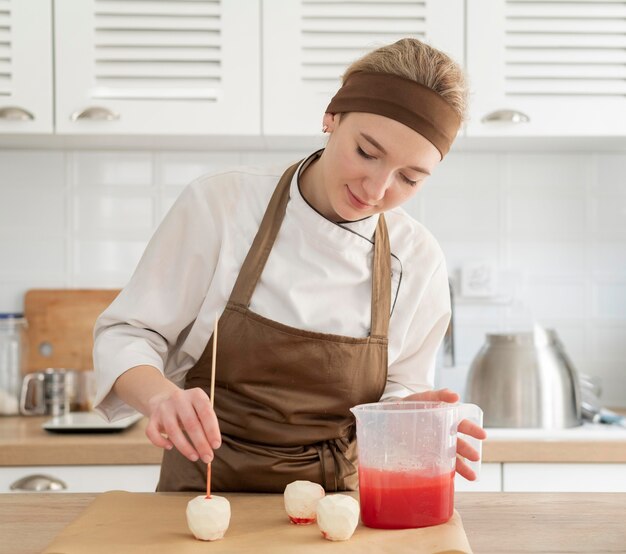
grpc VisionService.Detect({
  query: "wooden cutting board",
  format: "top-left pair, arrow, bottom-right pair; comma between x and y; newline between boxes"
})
42,491 -> 473,553
23,289 -> 121,373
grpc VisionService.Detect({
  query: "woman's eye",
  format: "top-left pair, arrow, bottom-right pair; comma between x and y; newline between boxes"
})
356,146 -> 375,160
401,174 -> 418,187
356,145 -> 419,187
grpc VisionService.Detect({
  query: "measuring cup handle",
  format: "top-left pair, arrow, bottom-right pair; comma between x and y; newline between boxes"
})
457,403 -> 484,481
19,373 -> 45,415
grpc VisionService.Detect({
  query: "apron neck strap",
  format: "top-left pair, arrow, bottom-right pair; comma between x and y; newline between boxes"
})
229,159 -> 391,339
229,161 -> 298,309
370,214 -> 391,339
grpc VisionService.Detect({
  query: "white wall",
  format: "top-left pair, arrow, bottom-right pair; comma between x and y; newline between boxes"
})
1,147 -> 625,406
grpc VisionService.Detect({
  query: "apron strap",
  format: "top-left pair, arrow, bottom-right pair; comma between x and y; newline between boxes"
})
370,214 -> 391,339
229,161 -> 299,308
315,437 -> 357,492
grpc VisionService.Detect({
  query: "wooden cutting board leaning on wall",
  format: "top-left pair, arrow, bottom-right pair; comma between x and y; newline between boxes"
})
23,289 -> 121,373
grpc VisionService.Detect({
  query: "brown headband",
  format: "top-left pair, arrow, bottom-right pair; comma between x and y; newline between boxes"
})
325,71 -> 461,159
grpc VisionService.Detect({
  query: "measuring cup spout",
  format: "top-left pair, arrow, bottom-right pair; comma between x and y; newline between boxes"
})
349,407 -> 364,429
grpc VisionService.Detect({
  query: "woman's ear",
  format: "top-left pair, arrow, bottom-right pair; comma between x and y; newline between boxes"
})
322,112 -> 338,133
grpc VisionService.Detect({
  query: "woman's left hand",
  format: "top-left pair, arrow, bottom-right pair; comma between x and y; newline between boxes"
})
403,388 -> 487,481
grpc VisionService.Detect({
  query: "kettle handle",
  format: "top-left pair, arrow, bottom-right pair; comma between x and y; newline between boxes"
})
20,373 -> 46,415
457,403 -> 483,481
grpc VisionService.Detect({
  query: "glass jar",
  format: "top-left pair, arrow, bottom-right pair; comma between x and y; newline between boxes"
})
0,313 -> 27,415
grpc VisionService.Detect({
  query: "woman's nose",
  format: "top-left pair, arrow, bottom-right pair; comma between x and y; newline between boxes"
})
363,171 -> 393,202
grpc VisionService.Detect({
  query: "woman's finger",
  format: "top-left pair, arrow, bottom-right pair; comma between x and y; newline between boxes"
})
458,418 -> 488,439
174,394 -> 214,464
456,437 -> 480,462
161,409 -> 200,462
404,388 -> 460,404
145,417 -> 173,450
190,388 -> 222,450
455,455 -> 477,481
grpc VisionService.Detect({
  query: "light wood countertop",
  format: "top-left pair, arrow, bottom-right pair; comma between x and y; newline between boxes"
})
0,416 -> 162,466
1,415 -> 625,466
1,492 -> 624,554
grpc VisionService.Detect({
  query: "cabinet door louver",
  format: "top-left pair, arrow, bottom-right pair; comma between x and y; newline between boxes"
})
92,0 -> 222,101
264,0 -> 463,135
504,1 -> 626,98
299,0 -> 429,87
467,0 -> 626,136
0,0 -> 11,99
55,0 -> 260,135
0,0 -> 52,133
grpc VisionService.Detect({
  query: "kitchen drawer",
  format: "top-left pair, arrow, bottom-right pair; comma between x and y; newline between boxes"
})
456,462 -> 502,492
0,465 -> 161,493
503,463 -> 626,492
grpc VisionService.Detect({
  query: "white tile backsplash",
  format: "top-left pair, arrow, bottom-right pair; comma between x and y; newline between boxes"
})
73,152 -> 153,187
74,239 -> 148,284
437,241 -> 501,276
591,241 -> 626,274
596,154 -> 626,194
1,146 -> 625,406
525,281 -> 586,320
507,153 -> 589,191
509,241 -> 584,276
508,192 -> 586,241
422,190 -> 500,240
590,326 -> 626,362
0,238 -> 66,277
0,151 -> 66,237
74,192 -> 155,237
428,152 -> 500,186
592,195 -> 626,238
592,281 -> 626,320
158,152 -> 242,186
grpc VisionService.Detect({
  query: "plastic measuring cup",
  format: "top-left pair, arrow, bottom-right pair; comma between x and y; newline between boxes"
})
350,401 -> 483,529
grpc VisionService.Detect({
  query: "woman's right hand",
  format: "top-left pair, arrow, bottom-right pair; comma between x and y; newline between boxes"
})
145,387 -> 222,464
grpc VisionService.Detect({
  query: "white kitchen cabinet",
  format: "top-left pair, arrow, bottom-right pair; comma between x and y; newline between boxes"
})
0,0 -> 53,133
262,0 -> 464,135
503,463 -> 626,492
466,0 -> 626,137
0,465 -> 161,493
53,0 -> 260,135
1,464 -> 501,493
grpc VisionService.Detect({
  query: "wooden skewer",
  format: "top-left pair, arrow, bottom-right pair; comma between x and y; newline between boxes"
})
206,313 -> 218,499
210,313 -> 217,411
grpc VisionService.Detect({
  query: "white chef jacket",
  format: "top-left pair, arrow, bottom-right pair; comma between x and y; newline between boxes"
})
93,151 -> 451,421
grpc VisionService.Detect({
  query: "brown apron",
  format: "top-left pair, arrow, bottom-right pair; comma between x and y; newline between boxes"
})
157,160 -> 391,493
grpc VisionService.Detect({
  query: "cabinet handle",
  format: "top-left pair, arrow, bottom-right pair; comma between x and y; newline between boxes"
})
10,474 -> 67,492
0,106 -> 35,121
71,106 -> 120,121
481,109 -> 530,124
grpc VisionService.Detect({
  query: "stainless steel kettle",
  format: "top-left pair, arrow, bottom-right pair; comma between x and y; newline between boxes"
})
465,328 -> 582,428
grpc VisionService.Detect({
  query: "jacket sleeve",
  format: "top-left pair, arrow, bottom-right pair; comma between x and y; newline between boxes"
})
92,180 -> 220,421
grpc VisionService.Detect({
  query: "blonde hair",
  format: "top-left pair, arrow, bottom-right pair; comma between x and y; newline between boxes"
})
342,38 -> 468,123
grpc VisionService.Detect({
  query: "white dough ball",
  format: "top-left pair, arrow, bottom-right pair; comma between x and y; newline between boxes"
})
186,495 -> 231,541
284,480 -> 325,524
316,494 -> 360,541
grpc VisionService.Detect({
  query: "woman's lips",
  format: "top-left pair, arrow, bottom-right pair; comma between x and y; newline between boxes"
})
345,185 -> 373,211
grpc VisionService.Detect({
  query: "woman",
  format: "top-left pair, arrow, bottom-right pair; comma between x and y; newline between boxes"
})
94,38 -> 486,493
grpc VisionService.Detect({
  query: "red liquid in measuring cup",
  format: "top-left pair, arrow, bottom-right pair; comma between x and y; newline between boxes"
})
358,467 -> 455,529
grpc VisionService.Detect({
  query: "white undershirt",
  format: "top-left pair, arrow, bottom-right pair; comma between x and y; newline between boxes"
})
93,152 -> 451,421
